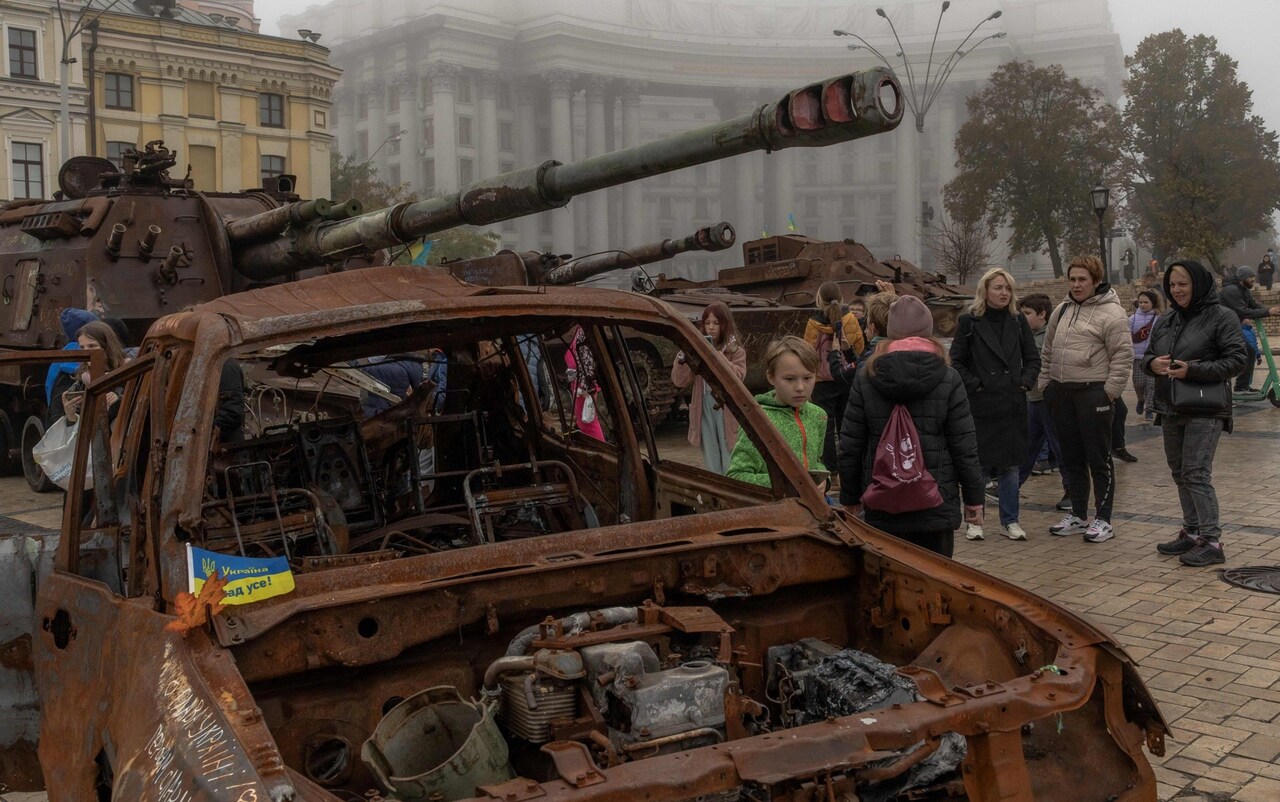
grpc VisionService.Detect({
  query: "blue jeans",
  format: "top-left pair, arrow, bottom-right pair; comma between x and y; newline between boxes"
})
993,466 -> 1020,526
1019,400 -> 1069,491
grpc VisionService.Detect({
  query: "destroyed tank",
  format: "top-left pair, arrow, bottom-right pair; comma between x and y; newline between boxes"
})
0,66 -> 904,491
645,234 -> 975,390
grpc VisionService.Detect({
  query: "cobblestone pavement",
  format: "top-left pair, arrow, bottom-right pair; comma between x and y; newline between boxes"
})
3,391 -> 1278,799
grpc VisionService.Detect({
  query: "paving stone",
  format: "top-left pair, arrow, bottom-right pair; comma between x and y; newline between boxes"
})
1232,777 -> 1280,802
1234,733 -> 1280,762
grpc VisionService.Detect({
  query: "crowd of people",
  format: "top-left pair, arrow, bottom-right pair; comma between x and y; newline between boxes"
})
679,249 -> 1272,569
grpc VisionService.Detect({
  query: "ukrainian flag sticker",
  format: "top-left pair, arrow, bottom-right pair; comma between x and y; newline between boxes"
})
187,543 -> 296,605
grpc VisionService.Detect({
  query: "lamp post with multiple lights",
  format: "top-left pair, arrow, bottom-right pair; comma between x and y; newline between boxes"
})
835,3 -> 1005,266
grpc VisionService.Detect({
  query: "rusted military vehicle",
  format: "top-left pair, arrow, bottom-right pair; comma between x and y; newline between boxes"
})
35,263 -> 1165,801
641,234 -> 974,391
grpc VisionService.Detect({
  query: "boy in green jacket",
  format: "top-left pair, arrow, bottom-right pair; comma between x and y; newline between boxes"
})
728,336 -> 829,489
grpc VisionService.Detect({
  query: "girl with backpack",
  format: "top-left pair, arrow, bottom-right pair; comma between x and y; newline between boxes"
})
838,295 -> 985,558
1130,290 -> 1163,421
672,302 -> 748,474
949,268 -> 1040,542
803,281 -> 866,474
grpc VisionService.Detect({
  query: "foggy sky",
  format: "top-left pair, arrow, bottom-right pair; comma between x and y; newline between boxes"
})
253,0 -> 1280,140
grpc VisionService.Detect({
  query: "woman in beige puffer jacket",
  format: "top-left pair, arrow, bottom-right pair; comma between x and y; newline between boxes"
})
1036,255 -> 1134,544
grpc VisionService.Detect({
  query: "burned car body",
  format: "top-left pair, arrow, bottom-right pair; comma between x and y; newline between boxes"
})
35,266 -> 1165,801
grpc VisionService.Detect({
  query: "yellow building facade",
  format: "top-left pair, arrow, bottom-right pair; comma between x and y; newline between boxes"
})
88,0 -> 339,198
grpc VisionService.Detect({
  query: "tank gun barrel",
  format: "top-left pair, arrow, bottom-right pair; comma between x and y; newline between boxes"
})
539,222 -> 736,285
233,68 -> 902,281
225,198 -> 334,245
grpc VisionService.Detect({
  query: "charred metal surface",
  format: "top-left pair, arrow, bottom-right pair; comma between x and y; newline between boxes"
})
26,266 -> 1166,801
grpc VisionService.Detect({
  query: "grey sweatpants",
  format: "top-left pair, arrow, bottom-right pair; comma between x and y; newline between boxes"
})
1162,414 -> 1226,542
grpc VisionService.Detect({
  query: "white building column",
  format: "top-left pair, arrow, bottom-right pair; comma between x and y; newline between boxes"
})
335,88 -> 356,160
367,81 -> 388,180
620,81 -> 645,246
935,89 -> 960,191
397,74 -> 421,190
546,70 -> 577,253
430,63 -> 460,193
477,71 -> 500,181
894,125 -> 922,266
515,81 -> 539,249
584,75 -> 611,256
763,149 -> 794,236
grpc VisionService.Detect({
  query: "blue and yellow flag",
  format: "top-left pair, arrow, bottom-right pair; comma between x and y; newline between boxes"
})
408,239 -> 434,266
187,544 -> 295,605
787,213 -> 798,232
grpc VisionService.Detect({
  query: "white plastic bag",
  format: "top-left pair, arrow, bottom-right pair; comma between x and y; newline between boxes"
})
580,393 -> 597,425
32,416 -> 91,490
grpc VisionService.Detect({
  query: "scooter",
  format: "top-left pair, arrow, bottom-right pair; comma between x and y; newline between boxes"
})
1233,324 -> 1280,407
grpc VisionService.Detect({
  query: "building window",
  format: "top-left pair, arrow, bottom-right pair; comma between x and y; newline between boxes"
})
356,131 -> 369,159
498,84 -> 512,110
189,80 -> 216,118
536,126 -> 550,156
501,219 -> 516,233
357,93 -> 369,120
459,157 -> 474,187
803,162 -> 818,184
261,155 -> 285,181
803,196 -> 818,218
104,73 -> 134,109
457,76 -> 473,103
423,158 -> 435,194
387,89 -> 400,113
11,142 -> 43,198
259,93 -> 285,127
8,28 -> 37,79
694,166 -> 707,185
540,214 -> 552,235
694,197 -> 709,218
105,141 -> 134,169
841,196 -> 856,217
423,118 -> 434,147
421,82 -> 433,106
499,160 -> 514,173
458,117 -> 473,147
658,197 -> 673,219
388,164 -> 400,186
499,122 -> 513,152
877,161 -> 892,183
842,161 -> 855,183
879,223 -> 894,245
878,193 -> 893,216
388,125 -> 401,155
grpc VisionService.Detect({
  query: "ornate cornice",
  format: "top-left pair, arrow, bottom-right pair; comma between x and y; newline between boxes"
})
543,69 -> 578,96
427,62 -> 462,92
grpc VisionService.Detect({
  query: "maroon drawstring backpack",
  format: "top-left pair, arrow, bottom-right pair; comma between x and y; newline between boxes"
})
861,404 -> 943,514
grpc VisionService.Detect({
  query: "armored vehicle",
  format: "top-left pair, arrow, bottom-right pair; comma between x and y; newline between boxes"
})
36,263 -> 1166,801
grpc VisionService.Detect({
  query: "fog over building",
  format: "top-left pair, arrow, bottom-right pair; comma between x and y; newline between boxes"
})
282,0 -> 1124,280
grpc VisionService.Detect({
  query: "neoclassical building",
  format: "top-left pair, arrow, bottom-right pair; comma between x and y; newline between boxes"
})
1,0 -> 89,202
282,0 -> 1125,279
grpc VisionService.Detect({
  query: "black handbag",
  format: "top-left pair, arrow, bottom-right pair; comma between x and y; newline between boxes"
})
1168,378 -> 1230,414
1166,320 -> 1230,415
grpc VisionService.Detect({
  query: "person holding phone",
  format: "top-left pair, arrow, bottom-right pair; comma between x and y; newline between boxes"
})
1143,261 -> 1247,567
673,302 -> 747,474
49,321 -> 127,424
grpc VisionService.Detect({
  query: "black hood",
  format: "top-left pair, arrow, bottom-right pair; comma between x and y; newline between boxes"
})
867,350 -> 950,402
1165,260 -> 1219,316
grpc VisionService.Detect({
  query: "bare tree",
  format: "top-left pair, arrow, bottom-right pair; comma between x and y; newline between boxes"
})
927,213 -> 994,286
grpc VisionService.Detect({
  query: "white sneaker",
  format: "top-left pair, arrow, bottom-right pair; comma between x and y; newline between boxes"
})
1084,519 -> 1115,543
965,524 -> 985,541
1003,522 -> 1028,541
1050,515 -> 1088,536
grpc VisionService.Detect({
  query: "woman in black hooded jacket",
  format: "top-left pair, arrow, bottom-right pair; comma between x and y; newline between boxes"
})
839,296 -> 985,557
1142,260 -> 1247,567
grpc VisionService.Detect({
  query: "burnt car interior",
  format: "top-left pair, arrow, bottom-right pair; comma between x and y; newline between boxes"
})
59,311 -> 1164,802
193,315 -> 779,565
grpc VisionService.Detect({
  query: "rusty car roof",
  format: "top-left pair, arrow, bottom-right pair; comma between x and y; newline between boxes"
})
157,266 -> 674,346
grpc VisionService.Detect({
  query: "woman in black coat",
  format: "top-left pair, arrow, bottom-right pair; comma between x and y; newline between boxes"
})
949,268 -> 1040,542
1142,260 -> 1247,568
839,296 -> 986,558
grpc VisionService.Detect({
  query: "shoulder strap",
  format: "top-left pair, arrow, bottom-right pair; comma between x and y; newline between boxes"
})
1054,302 -> 1070,326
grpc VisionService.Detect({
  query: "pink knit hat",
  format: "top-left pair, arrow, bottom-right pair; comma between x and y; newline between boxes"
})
886,295 -> 934,340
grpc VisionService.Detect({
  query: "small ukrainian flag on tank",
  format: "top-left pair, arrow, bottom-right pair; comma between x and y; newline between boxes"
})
187,543 -> 295,604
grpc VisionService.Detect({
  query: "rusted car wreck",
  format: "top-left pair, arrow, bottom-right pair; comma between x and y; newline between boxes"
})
34,264 -> 1166,801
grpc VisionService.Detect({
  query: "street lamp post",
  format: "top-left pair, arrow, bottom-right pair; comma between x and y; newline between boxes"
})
364,130 -> 407,170
1091,183 -> 1110,283
835,4 -> 1005,267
